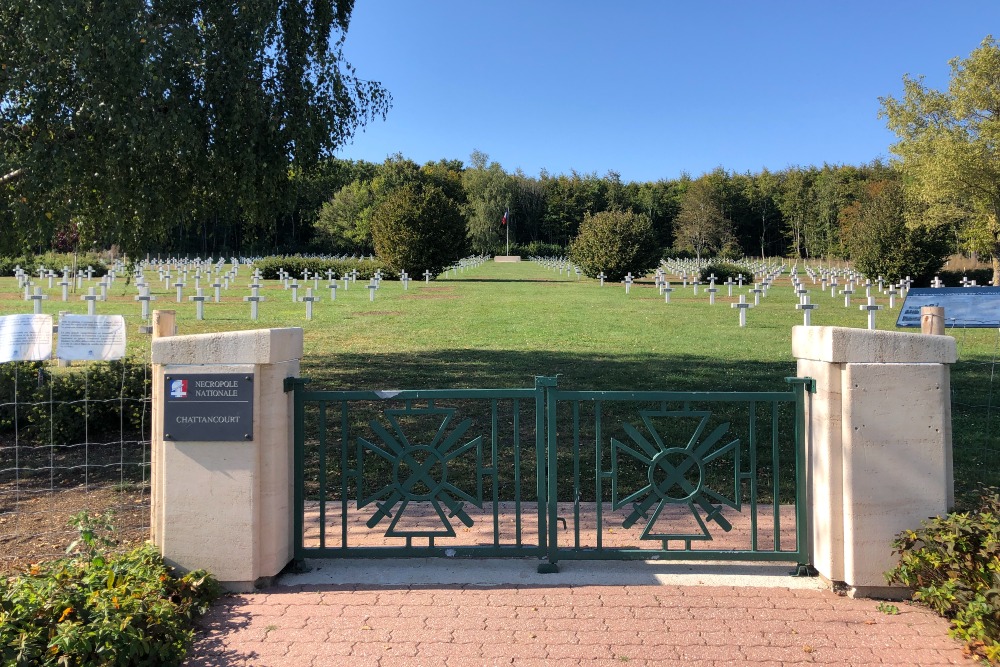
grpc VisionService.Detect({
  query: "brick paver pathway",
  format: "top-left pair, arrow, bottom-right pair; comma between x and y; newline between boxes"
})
185,583 -> 971,667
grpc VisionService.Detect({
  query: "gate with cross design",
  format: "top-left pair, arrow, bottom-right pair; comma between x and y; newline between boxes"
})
284,376 -> 813,573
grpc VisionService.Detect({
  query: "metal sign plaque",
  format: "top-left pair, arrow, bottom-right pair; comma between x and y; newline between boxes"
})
897,287 -> 1000,328
163,373 -> 254,441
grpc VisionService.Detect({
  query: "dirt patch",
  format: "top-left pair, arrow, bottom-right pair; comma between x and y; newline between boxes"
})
0,486 -> 149,574
404,294 -> 461,300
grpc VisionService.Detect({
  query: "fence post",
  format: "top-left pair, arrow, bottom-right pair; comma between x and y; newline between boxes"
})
921,306 -> 945,335
151,327 -> 303,592
792,326 -> 956,598
534,375 -> 560,573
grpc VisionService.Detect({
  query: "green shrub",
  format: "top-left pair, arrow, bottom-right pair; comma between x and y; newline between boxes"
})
252,255 -> 398,281
0,359 -> 150,446
0,253 -> 109,277
512,241 -> 566,258
370,182 -> 467,276
0,512 -> 220,666
698,262 -> 747,283
886,489 -> 1000,665
569,209 -> 661,282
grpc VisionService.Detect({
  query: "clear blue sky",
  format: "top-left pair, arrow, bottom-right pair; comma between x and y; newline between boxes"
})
335,1 -> 999,183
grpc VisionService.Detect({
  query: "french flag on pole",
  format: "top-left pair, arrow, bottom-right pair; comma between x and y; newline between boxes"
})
501,208 -> 508,226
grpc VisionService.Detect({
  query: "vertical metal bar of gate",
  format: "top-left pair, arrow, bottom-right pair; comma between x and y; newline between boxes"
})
285,376 -> 310,563
536,376 -> 559,572
787,376 -> 814,574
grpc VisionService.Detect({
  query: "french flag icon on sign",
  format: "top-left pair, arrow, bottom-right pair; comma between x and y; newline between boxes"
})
170,379 -> 188,399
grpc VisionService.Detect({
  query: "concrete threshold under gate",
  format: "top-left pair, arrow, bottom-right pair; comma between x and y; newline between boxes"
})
279,558 -> 826,589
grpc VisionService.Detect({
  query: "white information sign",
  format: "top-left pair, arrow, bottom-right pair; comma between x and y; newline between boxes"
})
56,314 -> 127,361
0,314 -> 53,363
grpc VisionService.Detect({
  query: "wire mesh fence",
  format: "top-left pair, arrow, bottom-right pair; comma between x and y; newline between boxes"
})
0,353 -> 152,573
949,325 -> 1000,507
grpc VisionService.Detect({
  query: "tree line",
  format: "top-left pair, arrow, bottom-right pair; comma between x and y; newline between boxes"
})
2,0 -> 995,283
149,152 -> 943,266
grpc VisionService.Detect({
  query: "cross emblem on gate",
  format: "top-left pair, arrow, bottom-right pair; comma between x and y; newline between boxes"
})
358,406 -> 485,541
611,409 -> 740,542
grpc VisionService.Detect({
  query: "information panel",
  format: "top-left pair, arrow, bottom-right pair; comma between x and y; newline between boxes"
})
162,373 -> 254,441
0,314 -> 53,363
897,287 -> 1000,328
56,314 -> 126,360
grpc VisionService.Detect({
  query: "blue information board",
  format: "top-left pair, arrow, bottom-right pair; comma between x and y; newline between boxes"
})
897,287 -> 1000,328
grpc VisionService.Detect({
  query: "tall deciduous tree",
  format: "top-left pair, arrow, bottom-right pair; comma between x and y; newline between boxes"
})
880,36 -> 1000,284
0,0 -> 390,255
672,175 -> 734,263
463,151 -> 515,254
840,178 -> 950,284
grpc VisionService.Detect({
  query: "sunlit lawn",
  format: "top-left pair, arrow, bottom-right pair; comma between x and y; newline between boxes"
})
1,259 -> 996,502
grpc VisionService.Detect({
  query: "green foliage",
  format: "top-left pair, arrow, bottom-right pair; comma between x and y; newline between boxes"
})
886,489 -> 1000,665
463,151 -> 515,254
876,601 -> 901,615
673,175 -> 735,262
569,209 -> 660,281
939,269 -> 993,287
698,262 -> 746,283
0,359 -> 150,446
370,182 -> 468,276
314,180 -> 377,253
512,241 -> 566,257
0,253 -> 108,277
841,180 -> 951,283
881,36 -> 1000,285
0,0 -> 390,256
0,513 -> 220,666
252,255 -> 398,281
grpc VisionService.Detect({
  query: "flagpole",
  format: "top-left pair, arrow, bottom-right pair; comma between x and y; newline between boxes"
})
504,205 -> 510,256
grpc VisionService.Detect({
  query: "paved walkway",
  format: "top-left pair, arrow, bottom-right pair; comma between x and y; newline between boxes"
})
184,560 -> 971,667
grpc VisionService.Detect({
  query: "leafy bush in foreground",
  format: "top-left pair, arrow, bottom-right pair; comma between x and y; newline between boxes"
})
0,512 -> 220,666
886,489 -> 1000,665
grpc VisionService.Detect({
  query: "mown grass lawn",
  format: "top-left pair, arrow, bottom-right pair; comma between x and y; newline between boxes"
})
1,258 -> 996,503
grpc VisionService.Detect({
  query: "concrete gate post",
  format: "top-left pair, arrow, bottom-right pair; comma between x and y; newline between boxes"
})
151,328 -> 303,592
792,326 -> 956,597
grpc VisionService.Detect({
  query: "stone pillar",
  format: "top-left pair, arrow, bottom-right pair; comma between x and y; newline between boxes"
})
151,328 -> 303,592
792,326 -> 956,598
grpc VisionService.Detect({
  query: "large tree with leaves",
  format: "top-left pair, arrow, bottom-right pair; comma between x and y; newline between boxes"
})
672,174 -> 734,262
880,36 -> 1000,284
0,0 -> 390,255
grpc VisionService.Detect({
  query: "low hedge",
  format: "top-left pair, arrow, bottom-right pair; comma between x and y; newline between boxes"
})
0,359 -> 150,447
252,255 -> 399,281
0,512 -> 220,666
0,253 -> 109,278
937,269 -> 993,287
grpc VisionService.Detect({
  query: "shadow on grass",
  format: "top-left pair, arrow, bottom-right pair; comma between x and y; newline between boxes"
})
300,349 -> 798,393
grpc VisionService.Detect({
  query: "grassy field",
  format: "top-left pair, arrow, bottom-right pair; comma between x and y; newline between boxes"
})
1,258 -> 998,504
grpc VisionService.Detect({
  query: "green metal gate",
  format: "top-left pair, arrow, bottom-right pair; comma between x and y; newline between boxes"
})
284,376 -> 813,573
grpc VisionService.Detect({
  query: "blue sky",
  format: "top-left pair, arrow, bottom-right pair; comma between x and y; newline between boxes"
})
335,1 -> 998,183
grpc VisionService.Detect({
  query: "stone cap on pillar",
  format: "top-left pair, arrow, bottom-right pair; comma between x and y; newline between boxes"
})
792,325 -> 957,364
152,327 -> 304,365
